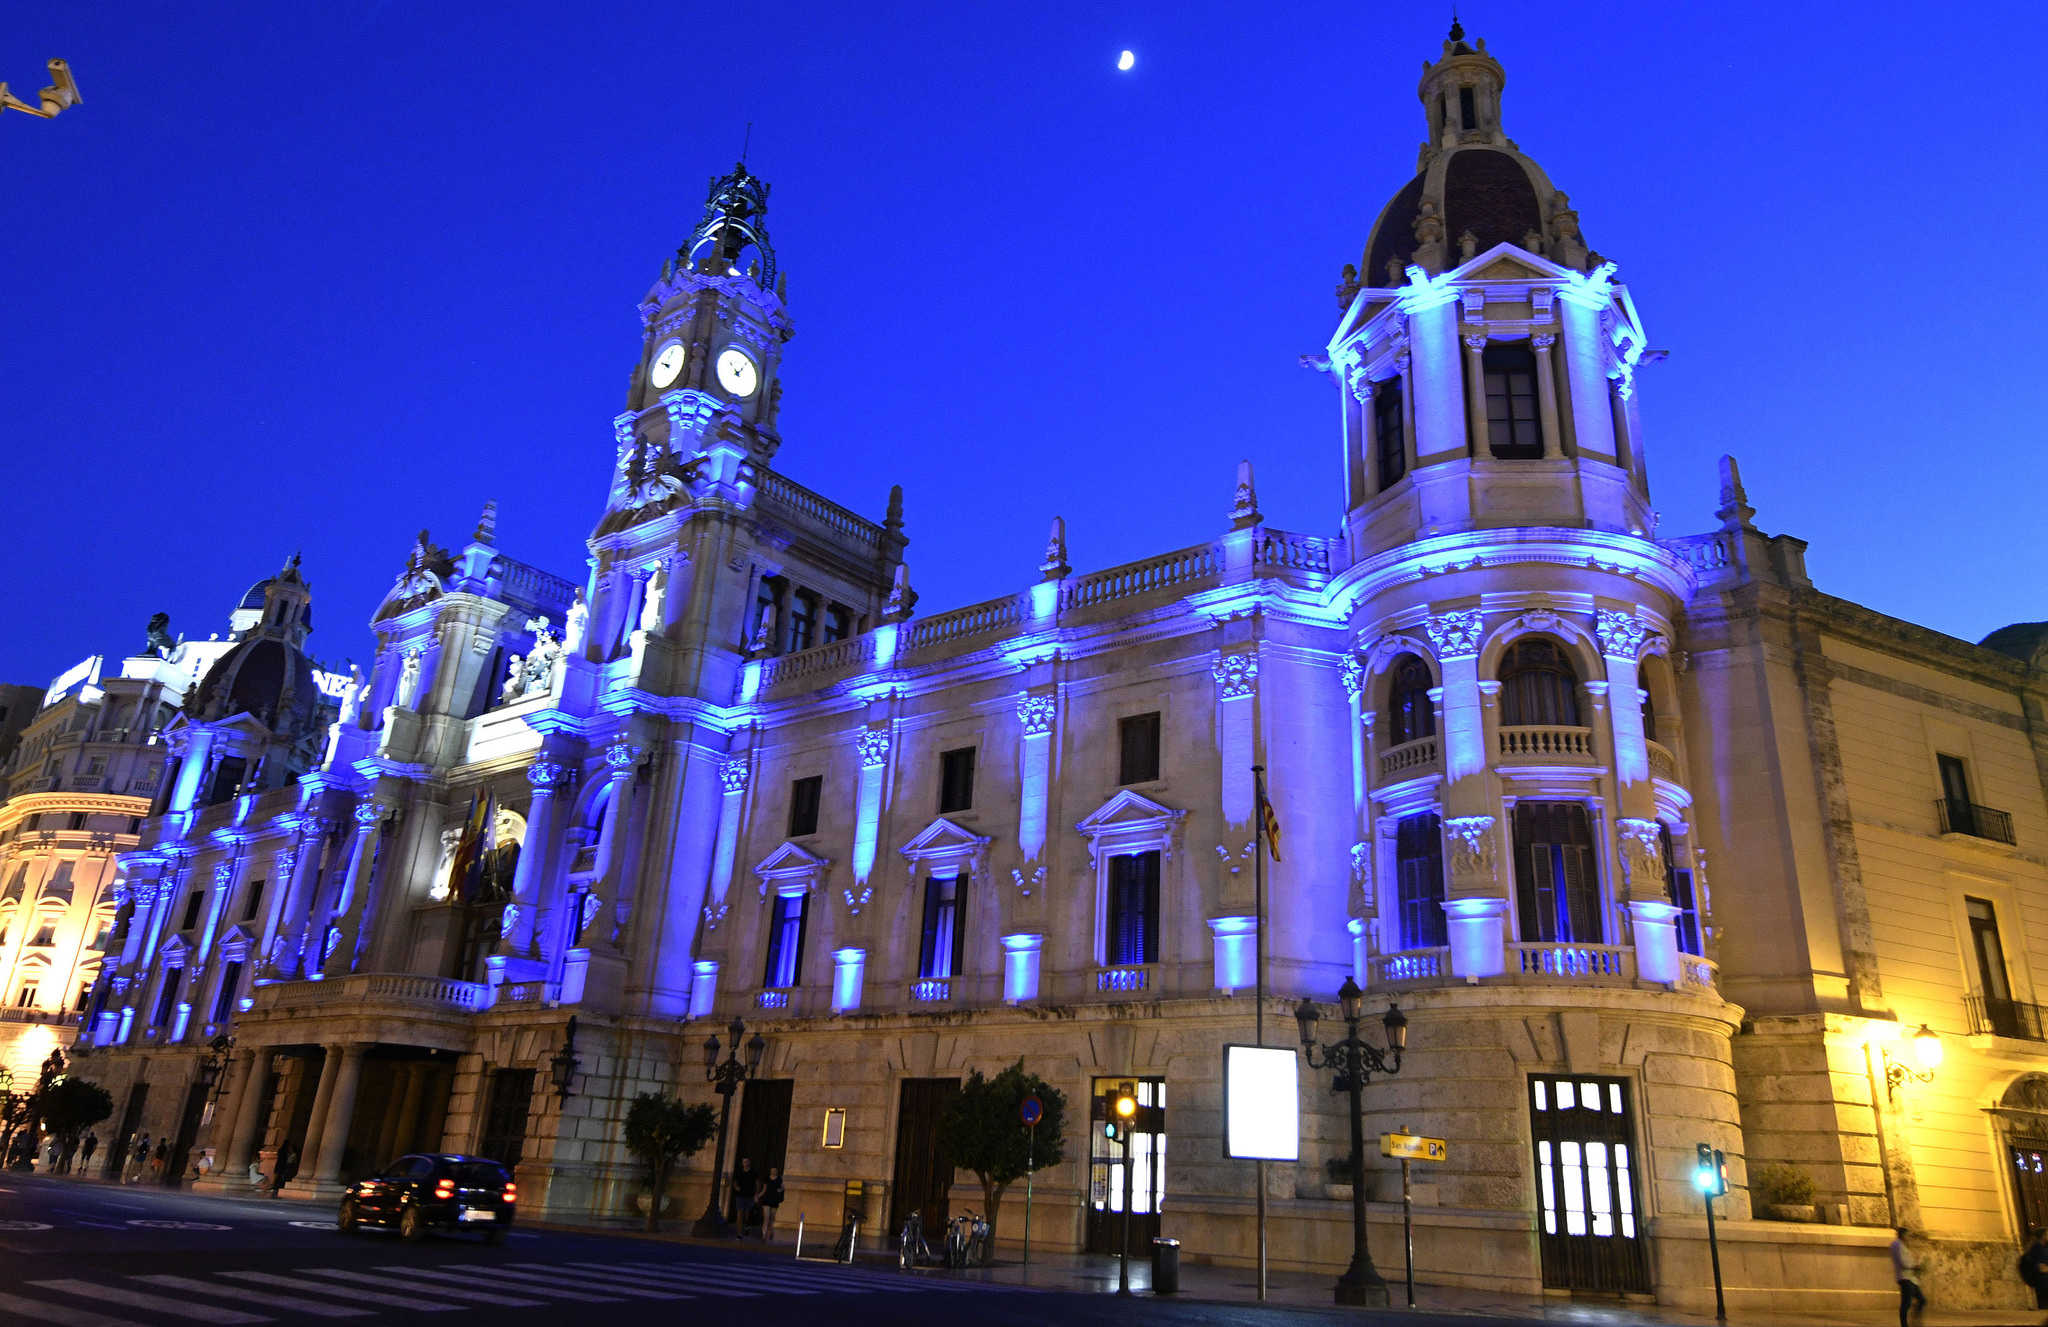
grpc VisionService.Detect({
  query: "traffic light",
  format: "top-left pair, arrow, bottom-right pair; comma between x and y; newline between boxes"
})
1105,1083 -> 1138,1141
1692,1143 -> 1728,1196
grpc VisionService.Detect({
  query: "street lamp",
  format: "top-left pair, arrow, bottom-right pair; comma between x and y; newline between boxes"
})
691,1015 -> 766,1238
198,1034 -> 234,1106
1295,979 -> 1408,1307
1883,1024 -> 1942,1101
549,1017 -> 581,1103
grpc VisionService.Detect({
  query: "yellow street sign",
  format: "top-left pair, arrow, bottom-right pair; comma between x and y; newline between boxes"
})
1380,1132 -> 1447,1162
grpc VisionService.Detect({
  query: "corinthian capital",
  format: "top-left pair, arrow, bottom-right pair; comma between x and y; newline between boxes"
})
1424,610 -> 1484,660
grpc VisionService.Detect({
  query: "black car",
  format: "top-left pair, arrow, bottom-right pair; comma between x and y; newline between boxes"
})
338,1153 -> 516,1242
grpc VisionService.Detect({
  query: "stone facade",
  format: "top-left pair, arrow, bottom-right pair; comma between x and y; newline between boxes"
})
63,22 -> 2048,1318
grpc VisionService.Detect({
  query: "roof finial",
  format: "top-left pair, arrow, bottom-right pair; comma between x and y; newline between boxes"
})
1229,459 -> 1262,529
740,121 -> 752,168
1448,6 -> 1464,42
474,499 -> 499,546
1716,454 -> 1755,531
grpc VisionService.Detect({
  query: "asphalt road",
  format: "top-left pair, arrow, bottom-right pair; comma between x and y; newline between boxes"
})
0,1174 -> 1550,1327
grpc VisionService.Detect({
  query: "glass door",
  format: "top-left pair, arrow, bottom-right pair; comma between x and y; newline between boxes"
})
1086,1077 -> 1165,1254
1529,1075 -> 1649,1293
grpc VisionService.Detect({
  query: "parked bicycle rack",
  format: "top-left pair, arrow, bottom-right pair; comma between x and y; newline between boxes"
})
792,1211 -> 858,1264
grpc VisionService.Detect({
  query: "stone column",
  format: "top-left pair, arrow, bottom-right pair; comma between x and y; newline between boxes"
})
310,1044 -> 368,1185
1532,333 -> 1562,458
168,729 -> 216,815
295,1048 -> 342,1188
219,1050 -> 269,1179
1349,373 -> 1375,503
1425,610 -> 1506,978
1558,286 -> 1619,461
391,1062 -> 427,1155
1596,611 -> 1679,981
263,820 -> 330,977
1461,332 -> 1490,456
302,806 -> 382,979
506,760 -> 570,956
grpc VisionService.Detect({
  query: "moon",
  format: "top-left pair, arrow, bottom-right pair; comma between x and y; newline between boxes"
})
1117,49 -> 1135,72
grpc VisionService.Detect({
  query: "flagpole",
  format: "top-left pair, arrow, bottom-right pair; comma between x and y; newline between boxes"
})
1252,762 -> 1267,1303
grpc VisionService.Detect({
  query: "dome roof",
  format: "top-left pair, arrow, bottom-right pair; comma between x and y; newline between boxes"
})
1354,25 -> 1592,289
1980,621 -> 2048,666
191,635 -> 322,731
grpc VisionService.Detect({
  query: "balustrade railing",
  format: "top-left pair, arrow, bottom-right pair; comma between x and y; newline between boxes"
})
1512,942 -> 1632,980
1255,530 -> 1336,578
1664,532 -> 1735,574
900,594 -> 1028,652
1096,965 -> 1152,994
251,972 -> 490,1013
909,978 -> 951,1004
1369,948 -> 1448,983
1060,543 -> 1220,610
755,471 -> 888,551
1497,725 -> 1596,761
755,634 -> 878,692
1645,740 -> 1678,783
1379,736 -> 1440,780
1678,956 -> 1719,992
756,990 -> 791,1010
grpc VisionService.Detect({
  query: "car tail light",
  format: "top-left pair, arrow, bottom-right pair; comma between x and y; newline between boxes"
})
434,1179 -> 455,1199
502,1183 -> 517,1203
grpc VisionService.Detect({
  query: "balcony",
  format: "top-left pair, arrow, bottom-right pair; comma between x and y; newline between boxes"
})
1966,993 -> 2046,1041
249,973 -> 490,1017
0,1007 -> 70,1026
1095,964 -> 1154,995
908,977 -> 952,1004
1937,799 -> 2017,846
1378,736 -> 1440,781
1365,943 -> 1719,993
1497,725 -> 1596,763
1645,739 -> 1679,783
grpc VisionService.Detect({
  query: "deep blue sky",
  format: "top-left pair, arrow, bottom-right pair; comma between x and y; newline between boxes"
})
5,3 -> 2043,686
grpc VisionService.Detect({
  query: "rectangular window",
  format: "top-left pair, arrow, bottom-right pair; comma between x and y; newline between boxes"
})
241,878 -> 264,923
180,890 -> 204,932
1484,343 -> 1544,459
919,874 -> 966,979
754,576 -> 783,653
787,592 -> 817,653
1105,851 -> 1161,966
1458,86 -> 1478,132
1118,713 -> 1161,786
762,892 -> 808,990
74,982 -> 92,1013
1660,826 -> 1702,955
1512,802 -> 1601,944
938,747 -> 976,815
1937,752 -> 1976,834
16,983 -> 37,1009
823,605 -> 852,645
28,924 -> 54,947
68,812 -> 87,830
787,776 -> 823,838
1374,377 -> 1407,490
1968,897 -> 2021,1037
1395,813 -> 1447,950
211,961 -> 243,1023
152,971 -> 182,1026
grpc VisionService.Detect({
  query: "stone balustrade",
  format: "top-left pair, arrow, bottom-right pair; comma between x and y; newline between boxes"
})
1497,725 -> 1596,761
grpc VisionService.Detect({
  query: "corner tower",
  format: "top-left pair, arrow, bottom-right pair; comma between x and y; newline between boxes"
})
1319,23 -> 1651,556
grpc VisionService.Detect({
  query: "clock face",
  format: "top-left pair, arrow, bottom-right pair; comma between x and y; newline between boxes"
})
716,347 -> 760,398
649,341 -> 686,389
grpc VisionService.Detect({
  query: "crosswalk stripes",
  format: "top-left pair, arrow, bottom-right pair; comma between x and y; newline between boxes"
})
126,1276 -> 372,1319
0,1254 -> 1020,1325
26,1280 -> 270,1324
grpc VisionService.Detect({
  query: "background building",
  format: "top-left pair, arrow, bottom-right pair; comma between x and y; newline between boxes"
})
73,24 -> 2047,1316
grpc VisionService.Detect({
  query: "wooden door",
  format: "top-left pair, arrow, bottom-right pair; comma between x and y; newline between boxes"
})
888,1078 -> 959,1238
1529,1075 -> 1650,1293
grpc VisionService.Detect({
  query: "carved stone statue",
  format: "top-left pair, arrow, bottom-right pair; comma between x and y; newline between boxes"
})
430,827 -> 464,902
394,650 -> 424,710
561,591 -> 589,654
144,612 -> 176,659
500,654 -> 526,704
638,564 -> 667,633
336,663 -> 365,726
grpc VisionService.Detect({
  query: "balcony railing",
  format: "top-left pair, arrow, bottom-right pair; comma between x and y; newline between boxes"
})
756,990 -> 791,1010
1368,947 -> 1448,983
249,973 -> 490,1015
909,978 -> 952,1004
1937,799 -> 2017,846
1513,942 -> 1630,979
1645,740 -> 1679,783
1966,993 -> 2046,1041
1096,965 -> 1152,994
1497,725 -> 1596,762
1379,736 -> 1440,781
1365,941 -> 1717,992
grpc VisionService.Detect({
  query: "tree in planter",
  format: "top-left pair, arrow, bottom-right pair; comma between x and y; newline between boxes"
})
935,1060 -> 1067,1265
623,1092 -> 717,1232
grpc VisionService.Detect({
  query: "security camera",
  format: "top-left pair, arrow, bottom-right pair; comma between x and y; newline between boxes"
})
41,58 -> 80,114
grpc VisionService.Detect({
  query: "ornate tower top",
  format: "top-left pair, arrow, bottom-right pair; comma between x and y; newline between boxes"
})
681,162 -> 777,291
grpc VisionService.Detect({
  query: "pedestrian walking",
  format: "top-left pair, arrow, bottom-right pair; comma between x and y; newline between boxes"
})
2019,1227 -> 2048,1310
126,1133 -> 151,1184
149,1140 -> 167,1182
79,1131 -> 98,1172
761,1166 -> 785,1242
730,1157 -> 760,1236
1892,1225 -> 1927,1327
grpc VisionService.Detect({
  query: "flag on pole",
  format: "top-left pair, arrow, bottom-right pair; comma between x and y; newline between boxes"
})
447,792 -> 487,903
1259,786 -> 1283,863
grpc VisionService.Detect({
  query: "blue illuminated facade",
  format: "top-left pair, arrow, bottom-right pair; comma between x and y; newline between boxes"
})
70,24 -> 2048,1313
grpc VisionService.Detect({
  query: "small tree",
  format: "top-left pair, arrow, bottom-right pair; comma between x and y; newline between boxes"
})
39,1077 -> 113,1152
936,1060 -> 1067,1264
623,1092 -> 717,1231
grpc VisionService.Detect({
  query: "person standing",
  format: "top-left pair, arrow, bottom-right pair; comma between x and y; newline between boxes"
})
272,1139 -> 299,1197
730,1157 -> 760,1237
149,1139 -> 168,1183
2020,1227 -> 2048,1310
1891,1226 -> 1927,1327
79,1131 -> 98,1174
760,1166 -> 786,1242
126,1133 -> 151,1184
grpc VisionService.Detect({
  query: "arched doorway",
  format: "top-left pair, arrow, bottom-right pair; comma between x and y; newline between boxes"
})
1994,1075 -> 2048,1236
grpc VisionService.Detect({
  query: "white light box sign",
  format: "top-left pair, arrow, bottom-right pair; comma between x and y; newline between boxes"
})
1223,1044 -> 1300,1161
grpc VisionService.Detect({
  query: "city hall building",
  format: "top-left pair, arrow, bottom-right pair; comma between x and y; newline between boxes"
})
76,25 -> 2048,1314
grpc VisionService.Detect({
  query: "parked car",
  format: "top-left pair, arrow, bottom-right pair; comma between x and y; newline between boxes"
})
338,1153 -> 516,1242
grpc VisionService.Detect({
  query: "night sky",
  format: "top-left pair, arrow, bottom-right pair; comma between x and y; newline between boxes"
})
4,3 -> 2043,687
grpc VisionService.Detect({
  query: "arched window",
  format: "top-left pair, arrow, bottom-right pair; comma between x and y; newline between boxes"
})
1640,684 -> 1657,745
1385,655 -> 1437,746
1499,639 -> 1581,727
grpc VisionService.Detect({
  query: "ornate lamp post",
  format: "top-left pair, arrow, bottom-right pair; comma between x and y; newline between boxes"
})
198,1034 -> 235,1105
1882,1023 -> 1943,1100
691,1016 -> 766,1237
548,1017 -> 581,1103
1295,978 -> 1409,1307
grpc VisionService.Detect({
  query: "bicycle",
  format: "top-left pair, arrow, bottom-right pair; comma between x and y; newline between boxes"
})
944,1210 -> 989,1268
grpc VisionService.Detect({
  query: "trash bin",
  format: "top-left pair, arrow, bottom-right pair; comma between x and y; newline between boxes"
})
1151,1237 -> 1180,1294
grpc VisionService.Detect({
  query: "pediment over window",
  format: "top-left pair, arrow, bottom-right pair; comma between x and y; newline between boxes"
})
159,933 -> 191,966
754,840 -> 830,899
899,817 -> 992,884
1074,789 -> 1186,866
217,924 -> 257,960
